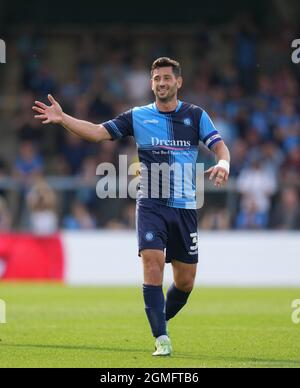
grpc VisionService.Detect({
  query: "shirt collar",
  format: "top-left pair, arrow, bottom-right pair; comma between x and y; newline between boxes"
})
153,100 -> 182,114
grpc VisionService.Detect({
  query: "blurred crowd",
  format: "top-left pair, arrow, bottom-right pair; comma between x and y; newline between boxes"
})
0,19 -> 299,232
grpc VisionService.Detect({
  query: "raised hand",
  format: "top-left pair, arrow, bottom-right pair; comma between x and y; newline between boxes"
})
32,94 -> 63,124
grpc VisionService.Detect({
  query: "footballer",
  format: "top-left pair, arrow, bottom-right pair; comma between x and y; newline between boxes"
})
33,57 -> 230,356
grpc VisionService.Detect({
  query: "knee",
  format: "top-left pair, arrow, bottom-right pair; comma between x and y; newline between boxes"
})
172,261 -> 197,294
175,278 -> 195,293
145,264 -> 163,285
142,251 -> 164,286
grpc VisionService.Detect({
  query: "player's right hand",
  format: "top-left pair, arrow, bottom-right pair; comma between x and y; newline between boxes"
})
32,94 -> 63,125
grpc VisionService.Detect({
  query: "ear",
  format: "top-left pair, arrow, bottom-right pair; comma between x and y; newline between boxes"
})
177,76 -> 183,90
150,78 -> 155,92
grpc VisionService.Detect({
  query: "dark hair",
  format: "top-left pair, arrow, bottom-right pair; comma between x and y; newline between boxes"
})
151,57 -> 182,78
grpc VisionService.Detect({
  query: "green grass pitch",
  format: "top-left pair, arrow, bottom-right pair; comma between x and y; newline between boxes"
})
0,284 -> 299,368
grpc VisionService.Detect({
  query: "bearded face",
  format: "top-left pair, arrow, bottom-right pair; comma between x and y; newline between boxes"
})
151,67 -> 182,103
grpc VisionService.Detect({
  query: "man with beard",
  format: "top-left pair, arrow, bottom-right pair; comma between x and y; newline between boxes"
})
33,57 -> 230,356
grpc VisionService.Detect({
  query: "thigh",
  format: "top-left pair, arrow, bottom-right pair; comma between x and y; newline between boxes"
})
136,201 -> 168,256
166,209 -> 198,265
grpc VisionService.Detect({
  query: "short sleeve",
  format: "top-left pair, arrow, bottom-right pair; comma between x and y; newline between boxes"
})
102,110 -> 134,140
199,110 -> 222,149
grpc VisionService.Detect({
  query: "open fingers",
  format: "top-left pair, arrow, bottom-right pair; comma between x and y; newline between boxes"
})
205,166 -> 229,188
214,168 -> 228,187
215,177 -> 226,188
32,106 -> 45,114
209,167 -> 218,181
34,114 -> 47,120
204,167 -> 214,175
34,101 -> 48,109
48,94 -> 56,105
215,176 -> 224,188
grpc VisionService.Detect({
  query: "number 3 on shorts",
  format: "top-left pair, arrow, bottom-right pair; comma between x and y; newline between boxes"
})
190,232 -> 198,252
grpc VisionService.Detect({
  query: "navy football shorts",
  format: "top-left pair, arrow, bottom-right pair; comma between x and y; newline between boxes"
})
136,200 -> 198,264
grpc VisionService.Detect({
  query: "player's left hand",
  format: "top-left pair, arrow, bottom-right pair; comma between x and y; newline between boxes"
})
205,166 -> 229,188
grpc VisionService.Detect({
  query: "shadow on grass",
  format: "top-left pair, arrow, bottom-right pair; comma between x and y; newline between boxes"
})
2,343 -> 150,354
2,343 -> 300,367
172,353 -> 300,367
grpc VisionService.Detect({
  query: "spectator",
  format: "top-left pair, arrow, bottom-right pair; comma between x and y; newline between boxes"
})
14,91 -> 42,143
26,179 -> 58,235
59,132 -> 90,175
14,141 -> 43,185
260,141 -> 285,177
270,188 -> 300,230
237,160 -> 277,214
0,196 -> 12,232
281,145 -> 300,185
0,158 -> 8,197
104,201 -> 136,229
125,58 -> 150,104
235,197 -> 269,229
230,139 -> 248,177
29,63 -> 57,97
200,208 -> 231,230
76,156 -> 98,210
235,18 -> 258,92
63,201 -> 96,230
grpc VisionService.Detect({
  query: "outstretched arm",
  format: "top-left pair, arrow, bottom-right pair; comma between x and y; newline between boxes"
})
32,94 -> 112,143
205,141 -> 230,188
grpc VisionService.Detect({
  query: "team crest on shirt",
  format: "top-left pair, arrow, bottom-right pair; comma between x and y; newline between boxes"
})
184,118 -> 191,126
145,232 -> 155,242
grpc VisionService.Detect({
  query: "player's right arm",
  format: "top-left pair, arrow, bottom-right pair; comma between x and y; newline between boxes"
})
32,94 -> 112,142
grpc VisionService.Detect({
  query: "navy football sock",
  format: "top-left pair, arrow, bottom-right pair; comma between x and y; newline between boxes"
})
143,284 -> 167,338
166,283 -> 191,321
